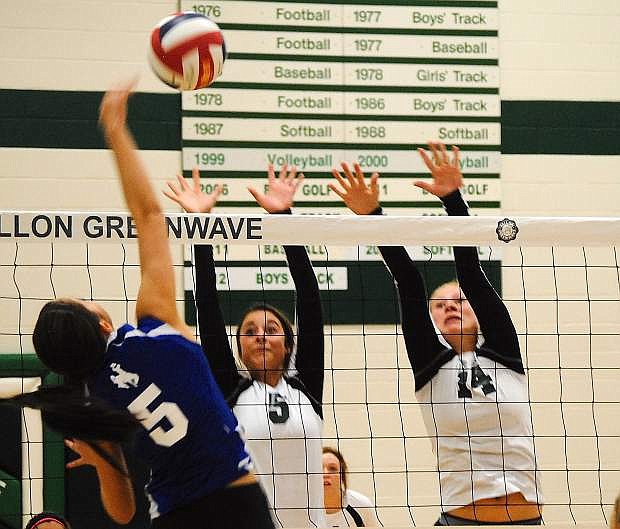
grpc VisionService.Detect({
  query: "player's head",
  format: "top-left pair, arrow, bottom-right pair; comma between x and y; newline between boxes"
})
429,281 -> 479,350
12,298 -> 139,444
322,446 -> 348,493
236,303 -> 295,378
33,298 -> 113,381
25,511 -> 72,529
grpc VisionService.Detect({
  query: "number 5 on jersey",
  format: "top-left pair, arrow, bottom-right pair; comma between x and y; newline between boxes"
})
128,383 -> 189,447
268,393 -> 289,424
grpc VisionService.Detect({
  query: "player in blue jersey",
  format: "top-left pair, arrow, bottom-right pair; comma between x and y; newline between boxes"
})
7,82 -> 274,529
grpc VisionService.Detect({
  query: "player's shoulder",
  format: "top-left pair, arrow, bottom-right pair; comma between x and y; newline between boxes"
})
109,317 -> 185,346
346,489 -> 373,508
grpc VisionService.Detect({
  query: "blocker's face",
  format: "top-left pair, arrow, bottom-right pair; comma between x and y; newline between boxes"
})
430,284 -> 479,339
238,310 -> 288,373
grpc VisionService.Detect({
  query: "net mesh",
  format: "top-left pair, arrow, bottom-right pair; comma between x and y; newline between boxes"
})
0,215 -> 619,528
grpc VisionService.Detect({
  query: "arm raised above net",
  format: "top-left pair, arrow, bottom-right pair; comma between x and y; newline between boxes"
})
249,164 -> 325,403
163,168 -> 242,395
329,162 -> 445,388
284,243 -> 324,405
378,242 -> 448,386
443,190 -> 524,372
99,82 -> 190,339
194,244 -> 243,396
418,141 -> 523,372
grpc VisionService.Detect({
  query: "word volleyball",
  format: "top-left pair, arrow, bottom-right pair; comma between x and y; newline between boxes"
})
0,213 -> 262,242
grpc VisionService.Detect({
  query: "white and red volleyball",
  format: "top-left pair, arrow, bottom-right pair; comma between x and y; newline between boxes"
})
148,12 -> 226,91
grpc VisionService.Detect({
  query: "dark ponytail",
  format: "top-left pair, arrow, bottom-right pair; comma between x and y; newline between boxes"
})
10,384 -> 140,442
2,300 -> 141,474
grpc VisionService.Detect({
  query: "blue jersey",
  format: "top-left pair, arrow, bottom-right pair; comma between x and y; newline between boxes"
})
88,317 -> 252,518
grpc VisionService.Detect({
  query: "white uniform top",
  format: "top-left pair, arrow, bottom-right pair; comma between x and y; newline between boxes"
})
416,351 -> 543,511
234,378 -> 326,528
325,489 -> 380,527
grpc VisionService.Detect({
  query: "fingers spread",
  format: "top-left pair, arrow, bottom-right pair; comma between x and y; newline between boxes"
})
294,172 -> 305,191
328,183 -> 346,199
331,169 -> 350,192
418,148 -> 435,172
451,145 -> 461,168
414,180 -> 433,193
166,180 -> 180,196
353,162 -> 366,187
439,142 -> 450,165
191,167 -> 201,191
369,172 -> 379,194
177,173 -> 189,191
267,164 -> 276,184
340,162 -> 356,187
247,186 -> 264,202
212,184 -> 223,200
428,142 -> 441,166
287,165 -> 297,183
162,189 -> 181,205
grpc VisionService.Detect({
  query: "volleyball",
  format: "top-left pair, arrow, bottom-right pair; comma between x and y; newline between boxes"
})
148,12 -> 226,91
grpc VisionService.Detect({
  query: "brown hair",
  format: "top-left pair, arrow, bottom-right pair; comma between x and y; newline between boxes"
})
323,446 -> 348,491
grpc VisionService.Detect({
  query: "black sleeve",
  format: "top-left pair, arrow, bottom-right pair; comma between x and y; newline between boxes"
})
194,245 -> 243,397
272,208 -> 324,405
442,190 -> 524,373
375,210 -> 448,388
283,243 -> 324,406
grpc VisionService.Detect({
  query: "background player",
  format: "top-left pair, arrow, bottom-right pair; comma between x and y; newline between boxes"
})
165,165 -> 326,527
322,446 -> 379,527
25,512 -> 72,529
7,82 -> 274,529
329,142 -> 543,525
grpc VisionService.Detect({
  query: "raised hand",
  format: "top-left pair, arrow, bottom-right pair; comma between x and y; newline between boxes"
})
164,167 -> 222,213
248,164 -> 304,213
414,142 -> 462,198
98,78 -> 137,138
328,162 -> 380,215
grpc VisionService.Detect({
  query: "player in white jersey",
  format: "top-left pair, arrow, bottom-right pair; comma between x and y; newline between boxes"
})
329,142 -> 543,525
6,82 -> 274,529
323,446 -> 379,527
165,165 -> 326,528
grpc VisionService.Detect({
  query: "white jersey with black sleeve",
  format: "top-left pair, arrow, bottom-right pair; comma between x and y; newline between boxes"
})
325,489 -> 380,527
194,242 -> 326,528
378,190 -> 543,513
232,377 -> 324,528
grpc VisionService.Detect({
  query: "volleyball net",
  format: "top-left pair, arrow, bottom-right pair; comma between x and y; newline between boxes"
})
0,211 -> 619,528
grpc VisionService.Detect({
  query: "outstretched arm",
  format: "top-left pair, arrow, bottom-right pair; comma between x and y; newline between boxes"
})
284,243 -> 324,403
250,166 -> 324,402
418,142 -> 523,370
65,439 -> 135,524
99,82 -> 191,339
330,163 -> 445,386
164,169 -> 242,395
